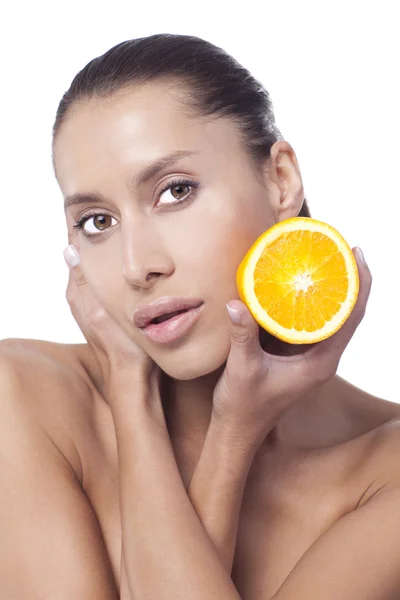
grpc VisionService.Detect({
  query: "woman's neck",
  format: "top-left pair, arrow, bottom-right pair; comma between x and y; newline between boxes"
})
160,364 -> 224,447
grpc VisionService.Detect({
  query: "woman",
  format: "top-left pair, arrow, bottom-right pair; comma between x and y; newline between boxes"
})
1,33 -> 400,599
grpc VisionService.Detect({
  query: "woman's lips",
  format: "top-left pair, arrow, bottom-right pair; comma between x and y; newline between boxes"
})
139,304 -> 204,344
132,296 -> 204,327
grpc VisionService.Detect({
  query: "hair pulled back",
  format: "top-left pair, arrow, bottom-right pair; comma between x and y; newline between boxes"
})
53,33 -> 310,217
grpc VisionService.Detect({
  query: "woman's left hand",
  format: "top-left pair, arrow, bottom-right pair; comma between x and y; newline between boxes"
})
212,247 -> 372,449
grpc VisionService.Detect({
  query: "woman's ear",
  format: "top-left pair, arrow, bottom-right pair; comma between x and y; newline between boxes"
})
266,141 -> 305,221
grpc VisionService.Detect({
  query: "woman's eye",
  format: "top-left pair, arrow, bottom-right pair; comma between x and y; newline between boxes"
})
158,182 -> 192,205
82,214 -> 117,235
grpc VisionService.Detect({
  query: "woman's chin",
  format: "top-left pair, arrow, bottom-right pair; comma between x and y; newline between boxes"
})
155,345 -> 229,382
160,361 -> 227,382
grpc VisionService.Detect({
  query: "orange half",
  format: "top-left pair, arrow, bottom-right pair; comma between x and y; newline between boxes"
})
236,217 -> 360,344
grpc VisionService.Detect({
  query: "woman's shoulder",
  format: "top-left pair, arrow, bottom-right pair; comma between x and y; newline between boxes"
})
328,380 -> 400,504
0,337 -> 102,395
0,337 -> 98,484
0,338 -> 120,598
356,417 -> 400,502
315,411 -> 400,514
0,336 -> 92,375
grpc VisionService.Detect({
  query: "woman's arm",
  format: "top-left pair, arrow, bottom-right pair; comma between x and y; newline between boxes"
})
0,346 -> 119,600
185,414 -> 259,573
111,374 -> 251,600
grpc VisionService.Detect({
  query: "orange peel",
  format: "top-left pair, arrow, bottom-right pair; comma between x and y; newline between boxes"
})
236,217 -> 360,344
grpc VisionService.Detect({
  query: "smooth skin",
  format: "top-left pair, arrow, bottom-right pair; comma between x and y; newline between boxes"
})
1,80 -> 400,599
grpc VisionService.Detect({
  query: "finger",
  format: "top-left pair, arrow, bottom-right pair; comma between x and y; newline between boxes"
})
64,244 -> 85,313
225,299 -> 265,375
63,244 -> 104,330
63,245 -> 87,287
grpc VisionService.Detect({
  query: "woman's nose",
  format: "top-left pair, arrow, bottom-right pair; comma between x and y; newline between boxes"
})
121,225 -> 174,289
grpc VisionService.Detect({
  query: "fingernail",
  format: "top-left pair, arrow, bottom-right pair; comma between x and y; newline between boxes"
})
355,247 -> 367,266
226,302 -> 243,324
63,245 -> 80,267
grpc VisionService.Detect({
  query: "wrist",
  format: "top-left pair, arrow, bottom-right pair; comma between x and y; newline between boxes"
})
210,407 -> 270,459
206,411 -> 260,474
107,369 -> 166,435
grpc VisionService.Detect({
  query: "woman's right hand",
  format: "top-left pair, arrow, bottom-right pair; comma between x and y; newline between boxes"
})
63,244 -> 160,394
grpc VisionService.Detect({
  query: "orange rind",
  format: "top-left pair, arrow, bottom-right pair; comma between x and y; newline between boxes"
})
236,218 -> 360,344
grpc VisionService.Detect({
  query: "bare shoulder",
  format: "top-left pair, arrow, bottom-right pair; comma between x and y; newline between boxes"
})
258,418 -> 400,600
342,415 -> 400,512
318,377 -> 400,504
364,417 -> 400,488
0,336 -> 94,378
0,337 -> 97,484
0,338 -> 119,598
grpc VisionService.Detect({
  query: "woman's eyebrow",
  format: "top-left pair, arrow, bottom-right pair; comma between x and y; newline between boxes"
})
64,191 -> 107,212
130,149 -> 199,188
63,149 -> 199,212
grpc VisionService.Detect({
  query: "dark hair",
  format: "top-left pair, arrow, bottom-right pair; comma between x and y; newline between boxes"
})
52,33 -> 310,217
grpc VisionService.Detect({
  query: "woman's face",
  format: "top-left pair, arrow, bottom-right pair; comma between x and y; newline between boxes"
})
54,82 -> 302,380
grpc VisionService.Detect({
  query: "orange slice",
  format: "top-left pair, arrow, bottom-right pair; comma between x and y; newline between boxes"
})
236,217 -> 359,344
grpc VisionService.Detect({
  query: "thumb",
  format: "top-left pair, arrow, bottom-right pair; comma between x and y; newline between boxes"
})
226,299 -> 261,356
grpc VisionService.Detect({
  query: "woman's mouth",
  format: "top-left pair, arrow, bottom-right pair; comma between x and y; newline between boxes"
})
140,305 -> 204,344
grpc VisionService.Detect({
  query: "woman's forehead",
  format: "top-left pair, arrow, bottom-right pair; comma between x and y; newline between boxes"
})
54,89 -> 244,187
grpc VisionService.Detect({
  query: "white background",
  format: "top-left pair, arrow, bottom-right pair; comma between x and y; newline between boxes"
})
1,0 -> 398,401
